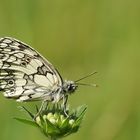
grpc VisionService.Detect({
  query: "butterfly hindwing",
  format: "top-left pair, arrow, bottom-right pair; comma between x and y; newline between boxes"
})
0,37 -> 63,102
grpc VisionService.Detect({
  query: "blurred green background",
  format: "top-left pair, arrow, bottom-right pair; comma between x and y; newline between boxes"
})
0,0 -> 140,140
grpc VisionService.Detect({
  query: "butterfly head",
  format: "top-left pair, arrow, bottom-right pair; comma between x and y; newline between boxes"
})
62,80 -> 78,94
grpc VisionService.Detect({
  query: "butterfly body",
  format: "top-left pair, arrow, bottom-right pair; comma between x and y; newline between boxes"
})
0,37 -> 77,104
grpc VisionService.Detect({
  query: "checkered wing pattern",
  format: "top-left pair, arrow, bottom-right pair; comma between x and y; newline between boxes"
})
0,37 -> 63,102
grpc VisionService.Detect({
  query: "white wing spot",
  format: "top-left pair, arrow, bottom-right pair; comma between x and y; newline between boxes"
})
3,39 -> 12,43
16,96 -> 30,102
14,53 -> 24,58
15,79 -> 27,86
0,43 -> 7,47
34,74 -> 52,87
8,56 -> 17,62
47,73 -> 55,84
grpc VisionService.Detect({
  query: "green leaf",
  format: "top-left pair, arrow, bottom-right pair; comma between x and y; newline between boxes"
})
72,105 -> 87,128
45,118 -> 60,134
14,117 -> 38,127
60,117 -> 70,128
75,105 -> 87,118
21,106 -> 34,119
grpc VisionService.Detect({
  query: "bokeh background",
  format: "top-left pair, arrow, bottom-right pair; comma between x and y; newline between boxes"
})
0,0 -> 140,140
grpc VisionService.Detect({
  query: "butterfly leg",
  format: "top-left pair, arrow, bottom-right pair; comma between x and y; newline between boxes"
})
62,95 -> 69,117
34,100 -> 47,119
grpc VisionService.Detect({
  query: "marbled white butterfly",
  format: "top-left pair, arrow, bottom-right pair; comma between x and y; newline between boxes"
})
0,37 -> 97,112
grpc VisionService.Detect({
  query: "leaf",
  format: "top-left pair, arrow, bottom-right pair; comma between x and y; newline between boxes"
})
14,117 -> 38,127
75,105 -> 87,118
45,118 -> 60,134
21,106 -> 34,119
72,105 -> 87,128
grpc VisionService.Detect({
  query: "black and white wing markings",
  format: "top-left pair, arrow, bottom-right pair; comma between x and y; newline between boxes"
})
0,37 -> 63,102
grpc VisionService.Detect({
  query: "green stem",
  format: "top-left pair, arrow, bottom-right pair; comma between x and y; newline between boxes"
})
50,137 -> 57,140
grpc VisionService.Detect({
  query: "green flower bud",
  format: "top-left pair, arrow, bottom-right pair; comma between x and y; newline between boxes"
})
43,115 -> 47,120
69,119 -> 75,125
15,104 -> 87,140
35,116 -> 41,126
46,113 -> 53,119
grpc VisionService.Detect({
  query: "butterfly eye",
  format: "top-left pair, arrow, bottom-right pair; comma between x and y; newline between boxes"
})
68,85 -> 72,90
68,84 -> 75,92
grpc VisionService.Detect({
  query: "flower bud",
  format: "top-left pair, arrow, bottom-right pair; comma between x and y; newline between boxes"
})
35,116 -> 41,126
69,119 -> 75,125
15,104 -> 87,139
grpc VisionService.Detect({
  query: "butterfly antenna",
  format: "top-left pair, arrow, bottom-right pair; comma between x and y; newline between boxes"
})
76,83 -> 98,87
75,71 -> 97,82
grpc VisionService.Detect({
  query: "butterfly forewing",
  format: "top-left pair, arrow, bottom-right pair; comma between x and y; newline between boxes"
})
0,37 -> 63,102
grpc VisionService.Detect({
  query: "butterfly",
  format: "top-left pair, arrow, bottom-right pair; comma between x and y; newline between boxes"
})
0,37 -> 97,113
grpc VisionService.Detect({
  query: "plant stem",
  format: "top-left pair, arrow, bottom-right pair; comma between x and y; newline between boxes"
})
50,137 -> 57,140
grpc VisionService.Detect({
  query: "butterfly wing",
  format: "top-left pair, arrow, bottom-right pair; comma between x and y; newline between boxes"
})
0,37 -> 63,102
